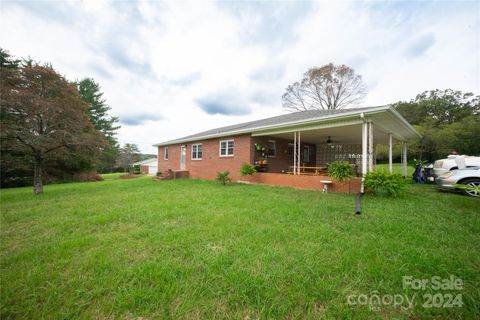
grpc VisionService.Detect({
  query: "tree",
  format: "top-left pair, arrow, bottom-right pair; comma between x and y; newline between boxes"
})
77,78 -> 120,173
77,78 -> 120,139
394,89 -> 479,126
394,89 -> 480,161
0,63 -> 105,194
0,48 -> 20,69
282,63 -> 367,112
117,143 -> 141,171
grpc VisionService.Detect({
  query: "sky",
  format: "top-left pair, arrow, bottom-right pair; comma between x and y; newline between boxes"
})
1,0 -> 479,154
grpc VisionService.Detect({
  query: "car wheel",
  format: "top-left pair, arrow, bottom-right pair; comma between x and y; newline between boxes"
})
460,178 -> 480,197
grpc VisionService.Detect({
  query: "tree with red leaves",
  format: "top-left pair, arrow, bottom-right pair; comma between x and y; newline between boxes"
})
1,62 -> 105,194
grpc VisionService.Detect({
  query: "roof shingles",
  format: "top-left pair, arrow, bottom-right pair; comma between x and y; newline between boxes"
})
156,106 -> 386,145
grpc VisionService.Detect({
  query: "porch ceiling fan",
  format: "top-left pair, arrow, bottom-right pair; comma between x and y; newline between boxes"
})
326,136 -> 333,145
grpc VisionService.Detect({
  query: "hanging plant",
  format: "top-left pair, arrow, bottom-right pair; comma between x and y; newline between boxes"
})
255,143 -> 263,151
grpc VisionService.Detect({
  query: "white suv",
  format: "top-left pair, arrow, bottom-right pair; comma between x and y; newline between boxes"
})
433,155 -> 480,176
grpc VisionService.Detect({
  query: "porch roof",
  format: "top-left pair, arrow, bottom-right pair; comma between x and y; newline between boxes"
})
133,158 -> 157,166
153,105 -> 421,146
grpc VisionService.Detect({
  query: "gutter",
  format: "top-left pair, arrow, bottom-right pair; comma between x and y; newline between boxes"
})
153,105 -> 391,147
388,107 -> 422,139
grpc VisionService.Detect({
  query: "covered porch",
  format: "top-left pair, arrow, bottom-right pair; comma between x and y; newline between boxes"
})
244,110 -> 412,192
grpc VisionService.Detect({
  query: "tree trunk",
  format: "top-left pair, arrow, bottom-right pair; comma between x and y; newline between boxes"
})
33,162 -> 43,195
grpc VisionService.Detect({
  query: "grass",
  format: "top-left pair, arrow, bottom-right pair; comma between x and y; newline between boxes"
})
375,163 -> 415,176
100,172 -> 126,180
1,175 -> 479,319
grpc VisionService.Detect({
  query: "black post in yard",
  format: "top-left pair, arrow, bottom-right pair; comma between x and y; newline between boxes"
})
355,192 -> 363,215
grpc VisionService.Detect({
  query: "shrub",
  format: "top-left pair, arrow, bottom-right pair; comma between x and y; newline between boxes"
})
364,171 -> 407,196
216,171 -> 231,185
240,163 -> 257,176
328,161 -> 355,182
120,173 -> 140,179
132,165 -> 141,174
72,172 -> 104,182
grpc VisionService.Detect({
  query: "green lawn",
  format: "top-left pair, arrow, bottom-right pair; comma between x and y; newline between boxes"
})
100,172 -> 127,180
1,176 -> 479,319
375,163 -> 415,176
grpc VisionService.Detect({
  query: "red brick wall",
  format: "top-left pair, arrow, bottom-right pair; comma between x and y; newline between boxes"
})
251,136 -> 316,173
140,165 -> 149,174
240,172 -> 361,193
157,134 -> 359,193
157,134 -> 252,180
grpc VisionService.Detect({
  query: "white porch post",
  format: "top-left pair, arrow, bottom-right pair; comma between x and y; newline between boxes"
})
388,133 -> 393,174
293,131 -> 297,175
402,142 -> 408,178
361,120 -> 368,193
368,121 -> 374,172
297,131 -> 301,175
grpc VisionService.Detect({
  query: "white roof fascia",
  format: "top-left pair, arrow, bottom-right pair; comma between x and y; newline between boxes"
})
153,106 -> 391,147
388,107 -> 422,139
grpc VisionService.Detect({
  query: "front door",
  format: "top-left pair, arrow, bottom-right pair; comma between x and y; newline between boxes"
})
180,145 -> 186,170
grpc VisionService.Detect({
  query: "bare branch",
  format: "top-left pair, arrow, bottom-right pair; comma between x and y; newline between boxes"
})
282,63 -> 367,112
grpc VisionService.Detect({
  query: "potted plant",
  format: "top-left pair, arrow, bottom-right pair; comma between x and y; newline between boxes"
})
328,161 -> 355,193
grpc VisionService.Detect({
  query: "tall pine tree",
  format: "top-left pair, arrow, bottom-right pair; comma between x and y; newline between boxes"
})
0,48 -> 20,69
77,78 -> 121,173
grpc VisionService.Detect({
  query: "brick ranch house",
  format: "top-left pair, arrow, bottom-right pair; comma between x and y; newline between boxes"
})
154,106 -> 421,193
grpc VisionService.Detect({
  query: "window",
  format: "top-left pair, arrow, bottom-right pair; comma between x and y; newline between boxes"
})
219,139 -> 234,156
267,140 -> 276,157
304,145 -> 310,162
164,147 -> 169,160
191,143 -> 202,160
287,143 -> 294,155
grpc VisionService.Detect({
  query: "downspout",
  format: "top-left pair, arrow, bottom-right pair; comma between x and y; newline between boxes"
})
356,112 -> 366,215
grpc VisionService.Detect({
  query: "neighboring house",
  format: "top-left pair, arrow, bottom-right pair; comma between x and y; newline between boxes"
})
133,158 -> 158,175
153,106 -> 421,192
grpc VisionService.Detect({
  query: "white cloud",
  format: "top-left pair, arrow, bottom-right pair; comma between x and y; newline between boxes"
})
1,1 -> 478,153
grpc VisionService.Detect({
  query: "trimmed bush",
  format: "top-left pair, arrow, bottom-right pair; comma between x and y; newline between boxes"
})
216,171 -> 231,185
240,163 -> 257,176
328,161 -> 355,182
364,171 -> 407,196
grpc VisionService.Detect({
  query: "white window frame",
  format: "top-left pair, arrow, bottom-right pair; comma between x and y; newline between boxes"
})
304,145 -> 310,162
164,146 -> 169,160
219,139 -> 234,157
267,140 -> 276,157
191,143 -> 202,160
